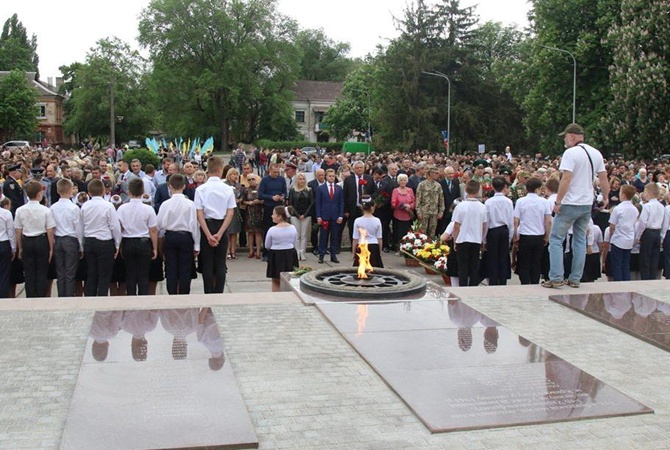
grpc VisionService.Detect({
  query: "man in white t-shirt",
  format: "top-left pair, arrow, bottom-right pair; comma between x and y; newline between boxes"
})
543,123 -> 610,288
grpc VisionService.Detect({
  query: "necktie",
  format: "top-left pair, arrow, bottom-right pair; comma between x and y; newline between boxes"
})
329,184 -> 334,200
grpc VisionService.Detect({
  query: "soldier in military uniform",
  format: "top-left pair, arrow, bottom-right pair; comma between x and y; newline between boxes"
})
415,167 -> 445,237
2,163 -> 25,217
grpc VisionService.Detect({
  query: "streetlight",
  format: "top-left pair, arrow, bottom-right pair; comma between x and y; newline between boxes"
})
540,45 -> 577,123
422,71 -> 451,155
349,88 -> 372,154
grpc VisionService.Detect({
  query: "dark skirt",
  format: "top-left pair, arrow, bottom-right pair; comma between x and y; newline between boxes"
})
582,252 -> 601,282
76,255 -> 87,281
353,243 -> 384,268
446,248 -> 458,277
266,248 -> 299,279
110,255 -> 126,283
149,255 -> 164,282
630,252 -> 640,272
11,257 -> 24,284
47,258 -> 57,280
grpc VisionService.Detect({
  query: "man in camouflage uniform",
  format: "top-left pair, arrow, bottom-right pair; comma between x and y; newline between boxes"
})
415,167 -> 445,237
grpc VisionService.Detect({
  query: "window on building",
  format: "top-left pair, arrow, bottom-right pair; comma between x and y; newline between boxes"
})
37,103 -> 47,119
314,111 -> 325,123
295,111 -> 305,123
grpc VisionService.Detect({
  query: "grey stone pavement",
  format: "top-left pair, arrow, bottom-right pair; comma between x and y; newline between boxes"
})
2,248 -> 670,449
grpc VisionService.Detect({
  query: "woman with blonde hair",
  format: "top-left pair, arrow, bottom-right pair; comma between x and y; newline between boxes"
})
287,172 -> 314,260
224,168 -> 243,259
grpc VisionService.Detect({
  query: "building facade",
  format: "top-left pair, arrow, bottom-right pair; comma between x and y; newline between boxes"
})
291,80 -> 343,143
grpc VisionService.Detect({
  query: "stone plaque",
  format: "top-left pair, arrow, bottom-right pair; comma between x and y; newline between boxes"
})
60,308 -> 258,450
317,300 -> 652,432
550,292 -> 670,352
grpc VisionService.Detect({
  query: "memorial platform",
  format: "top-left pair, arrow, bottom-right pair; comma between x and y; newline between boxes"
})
1,252 -> 670,448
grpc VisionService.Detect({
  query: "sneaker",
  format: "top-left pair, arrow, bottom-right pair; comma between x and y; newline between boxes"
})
566,280 -> 580,288
541,279 -> 565,289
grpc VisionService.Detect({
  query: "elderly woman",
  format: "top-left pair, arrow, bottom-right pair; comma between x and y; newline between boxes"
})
391,173 -> 416,255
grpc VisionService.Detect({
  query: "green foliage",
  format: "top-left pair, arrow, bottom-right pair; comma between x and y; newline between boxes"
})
324,65 -> 375,141
123,149 -> 161,168
0,14 -> 39,75
60,38 -> 153,145
296,29 -> 358,81
607,0 -> 670,158
0,69 -> 38,141
255,139 -> 344,152
139,0 -> 301,149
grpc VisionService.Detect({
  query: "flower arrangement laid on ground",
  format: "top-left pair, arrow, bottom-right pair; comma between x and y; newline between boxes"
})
399,230 -> 430,256
433,255 -> 449,273
415,242 -> 451,263
290,265 -> 314,277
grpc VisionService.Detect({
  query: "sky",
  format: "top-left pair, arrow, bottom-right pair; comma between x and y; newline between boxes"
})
1,0 -> 530,83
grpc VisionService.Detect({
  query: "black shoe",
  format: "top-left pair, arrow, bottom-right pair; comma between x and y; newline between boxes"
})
331,256 -> 340,263
383,247 -> 390,253
318,256 -> 324,264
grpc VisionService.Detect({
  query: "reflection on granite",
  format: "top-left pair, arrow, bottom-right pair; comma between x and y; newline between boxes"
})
550,292 -> 670,352
60,308 -> 258,450
317,300 -> 652,433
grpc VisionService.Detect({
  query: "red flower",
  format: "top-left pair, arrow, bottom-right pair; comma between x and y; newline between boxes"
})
358,178 -> 367,186
381,190 -> 390,198
321,220 -> 329,230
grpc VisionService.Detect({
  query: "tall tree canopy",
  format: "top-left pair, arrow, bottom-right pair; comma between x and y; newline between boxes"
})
296,29 -> 358,82
607,0 -> 670,157
60,38 -> 152,144
0,69 -> 38,141
139,0 -> 301,148
0,14 -> 39,76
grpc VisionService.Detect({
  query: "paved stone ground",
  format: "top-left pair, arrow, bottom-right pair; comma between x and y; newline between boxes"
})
2,250 -> 670,448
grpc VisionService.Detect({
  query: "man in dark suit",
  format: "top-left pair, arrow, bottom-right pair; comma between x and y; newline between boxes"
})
372,168 -> 393,252
153,176 -> 195,213
308,168 -> 326,255
343,161 -> 377,244
315,169 -> 344,263
3,163 -> 25,217
438,166 -> 461,235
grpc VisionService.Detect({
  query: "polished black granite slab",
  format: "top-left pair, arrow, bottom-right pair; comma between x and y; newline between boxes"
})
317,300 -> 652,432
60,308 -> 258,450
550,292 -> 670,352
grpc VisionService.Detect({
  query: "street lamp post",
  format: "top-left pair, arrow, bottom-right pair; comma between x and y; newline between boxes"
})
422,71 -> 451,155
350,88 -> 372,154
540,45 -> 577,123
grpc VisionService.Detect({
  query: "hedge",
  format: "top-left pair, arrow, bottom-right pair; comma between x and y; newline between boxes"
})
123,149 -> 161,169
254,140 -> 346,152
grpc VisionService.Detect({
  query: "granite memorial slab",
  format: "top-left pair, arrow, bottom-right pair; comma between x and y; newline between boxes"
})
550,292 -> 670,352
60,308 -> 258,450
317,300 -> 653,433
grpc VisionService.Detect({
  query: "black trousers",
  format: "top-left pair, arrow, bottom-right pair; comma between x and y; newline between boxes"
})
261,206 -> 275,257
347,210 -> 363,244
164,231 -> 194,295
486,226 -> 510,286
374,209 -> 392,249
54,236 -> 79,297
200,219 -> 228,294
639,228 -> 661,280
310,215 -> 320,250
84,237 -> 116,297
456,242 -> 481,287
123,237 -> 152,295
518,234 -> 545,285
0,241 -> 10,298
22,234 -> 50,298
392,218 -> 412,250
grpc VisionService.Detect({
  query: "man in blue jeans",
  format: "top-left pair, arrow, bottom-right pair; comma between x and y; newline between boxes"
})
543,123 -> 610,288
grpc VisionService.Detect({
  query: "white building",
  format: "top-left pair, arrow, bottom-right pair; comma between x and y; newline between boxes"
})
291,80 -> 343,142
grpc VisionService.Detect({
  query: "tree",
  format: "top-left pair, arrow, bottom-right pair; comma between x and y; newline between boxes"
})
296,29 -> 357,81
60,38 -> 152,144
607,0 -> 670,157
139,0 -> 301,148
0,69 -> 38,141
0,14 -> 39,75
324,65 -> 375,141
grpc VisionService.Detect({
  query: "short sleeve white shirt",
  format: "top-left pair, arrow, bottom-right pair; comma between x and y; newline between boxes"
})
559,143 -> 605,206
194,177 -> 236,220
452,199 -> 487,244
609,201 -> 639,250
514,193 -> 551,236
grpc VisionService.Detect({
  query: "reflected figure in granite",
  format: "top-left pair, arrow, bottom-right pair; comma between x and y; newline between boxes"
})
121,310 -> 159,362
89,311 -> 122,361
449,300 -> 481,352
603,292 -> 632,320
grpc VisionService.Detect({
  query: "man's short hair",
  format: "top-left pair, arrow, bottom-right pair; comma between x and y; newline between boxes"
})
546,177 -> 559,194
491,176 -> 507,192
169,173 -> 185,190
645,182 -> 659,197
465,180 -> 480,195
207,156 -> 223,174
88,179 -> 104,196
128,178 -> 144,197
56,178 -> 73,195
24,181 -> 42,200
620,185 -> 636,200
526,177 -> 542,193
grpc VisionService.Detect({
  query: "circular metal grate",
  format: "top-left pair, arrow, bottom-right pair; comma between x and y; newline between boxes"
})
300,268 -> 426,299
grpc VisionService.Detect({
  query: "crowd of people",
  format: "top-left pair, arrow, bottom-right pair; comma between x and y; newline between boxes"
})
1,123 -> 670,298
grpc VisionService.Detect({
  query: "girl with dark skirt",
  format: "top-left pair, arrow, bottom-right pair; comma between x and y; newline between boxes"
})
265,206 -> 299,292
352,201 -> 384,268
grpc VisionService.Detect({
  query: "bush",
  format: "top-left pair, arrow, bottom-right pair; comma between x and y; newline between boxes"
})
123,149 -> 161,169
254,140 -> 347,152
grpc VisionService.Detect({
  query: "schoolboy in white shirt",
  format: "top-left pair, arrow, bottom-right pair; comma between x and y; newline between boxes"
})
452,180 -> 487,287
636,182 -> 664,279
608,185 -> 639,281
50,179 -> 83,297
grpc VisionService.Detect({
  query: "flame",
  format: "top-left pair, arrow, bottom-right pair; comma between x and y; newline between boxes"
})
356,305 -> 369,337
357,227 -> 373,279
